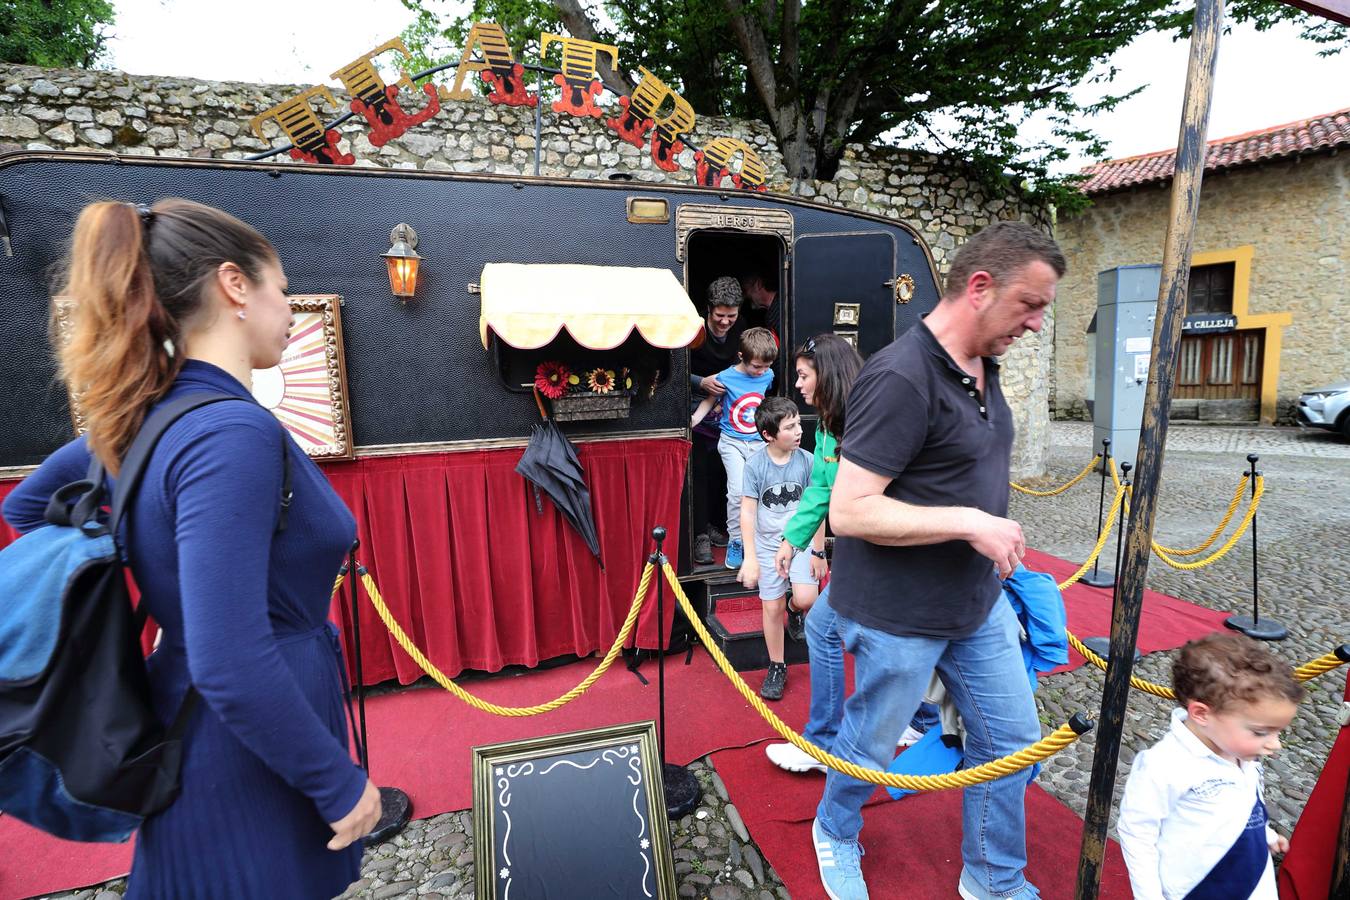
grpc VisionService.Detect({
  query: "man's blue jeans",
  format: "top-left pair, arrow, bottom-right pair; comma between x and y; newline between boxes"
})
815,595 -> 1042,896
802,585 -> 940,750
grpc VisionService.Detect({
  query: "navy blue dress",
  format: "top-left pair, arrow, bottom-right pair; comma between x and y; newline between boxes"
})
3,361 -> 367,899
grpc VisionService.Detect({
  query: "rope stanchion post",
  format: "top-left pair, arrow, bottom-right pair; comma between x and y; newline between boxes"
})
1225,454 -> 1288,641
651,526 -> 701,819
345,543 -> 413,844
345,551 -> 366,769
1081,438 -> 1115,589
1082,462 -> 1141,664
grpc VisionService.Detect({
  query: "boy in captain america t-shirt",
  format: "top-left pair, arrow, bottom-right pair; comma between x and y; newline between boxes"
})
1117,632 -> 1303,900
690,326 -> 777,571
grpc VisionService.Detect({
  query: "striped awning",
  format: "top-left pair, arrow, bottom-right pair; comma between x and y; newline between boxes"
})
479,263 -> 704,350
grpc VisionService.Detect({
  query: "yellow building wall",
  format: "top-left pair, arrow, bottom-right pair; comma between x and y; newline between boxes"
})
1053,152 -> 1349,425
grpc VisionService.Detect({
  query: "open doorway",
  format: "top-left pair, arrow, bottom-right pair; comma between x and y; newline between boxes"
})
686,230 -> 788,387
682,229 -> 787,577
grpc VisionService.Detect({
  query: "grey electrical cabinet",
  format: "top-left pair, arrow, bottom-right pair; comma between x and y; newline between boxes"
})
1093,265 -> 1160,472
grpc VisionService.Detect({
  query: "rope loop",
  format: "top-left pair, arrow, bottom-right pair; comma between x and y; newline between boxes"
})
1010,455 -> 1101,497
1066,632 -> 1347,701
340,562 -> 656,716
658,562 -> 1090,789
1106,460 -> 1262,570
1056,484 -> 1127,590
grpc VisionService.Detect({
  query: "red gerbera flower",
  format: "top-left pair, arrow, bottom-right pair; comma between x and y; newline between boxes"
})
535,360 -> 570,400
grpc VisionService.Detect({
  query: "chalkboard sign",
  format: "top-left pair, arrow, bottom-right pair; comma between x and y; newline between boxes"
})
473,721 -> 676,899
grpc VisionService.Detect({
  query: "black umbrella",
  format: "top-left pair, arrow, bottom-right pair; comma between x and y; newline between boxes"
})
515,418 -> 604,568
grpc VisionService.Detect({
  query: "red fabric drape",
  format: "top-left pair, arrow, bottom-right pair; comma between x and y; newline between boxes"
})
0,479 -> 21,547
1277,674 -> 1350,898
321,437 -> 689,685
3,436 -> 689,686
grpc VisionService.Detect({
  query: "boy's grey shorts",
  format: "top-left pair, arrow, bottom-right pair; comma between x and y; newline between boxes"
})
758,547 -> 817,602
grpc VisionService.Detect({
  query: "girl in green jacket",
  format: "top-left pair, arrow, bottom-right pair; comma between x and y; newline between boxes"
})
765,334 -> 938,774
766,335 -> 859,772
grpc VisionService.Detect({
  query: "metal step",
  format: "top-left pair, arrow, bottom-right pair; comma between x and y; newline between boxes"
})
704,581 -> 810,672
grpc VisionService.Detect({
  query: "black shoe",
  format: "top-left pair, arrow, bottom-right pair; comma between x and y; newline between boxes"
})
760,662 -> 787,701
708,524 -> 729,548
786,607 -> 806,642
692,533 -> 714,566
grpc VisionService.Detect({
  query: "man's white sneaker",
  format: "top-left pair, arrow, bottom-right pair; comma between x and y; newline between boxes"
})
897,724 -> 926,748
765,741 -> 827,773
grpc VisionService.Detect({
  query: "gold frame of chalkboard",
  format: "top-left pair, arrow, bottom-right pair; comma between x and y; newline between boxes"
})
472,720 -> 676,899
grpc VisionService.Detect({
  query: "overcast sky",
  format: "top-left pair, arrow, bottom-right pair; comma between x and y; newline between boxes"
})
105,0 -> 1348,173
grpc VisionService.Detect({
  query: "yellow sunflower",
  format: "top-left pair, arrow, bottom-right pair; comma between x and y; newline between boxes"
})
587,368 -> 616,393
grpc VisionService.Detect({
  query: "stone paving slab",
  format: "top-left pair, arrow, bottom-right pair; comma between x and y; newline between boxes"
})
1054,419 -> 1350,459
34,423 -> 1349,899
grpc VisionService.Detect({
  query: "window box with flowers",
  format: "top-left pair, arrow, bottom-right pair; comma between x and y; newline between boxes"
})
535,360 -> 644,422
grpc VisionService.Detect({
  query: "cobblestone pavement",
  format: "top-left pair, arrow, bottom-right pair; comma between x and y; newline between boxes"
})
1023,421 -> 1349,851
37,422 -> 1349,900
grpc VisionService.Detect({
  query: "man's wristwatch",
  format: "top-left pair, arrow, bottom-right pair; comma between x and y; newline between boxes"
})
809,549 -> 827,560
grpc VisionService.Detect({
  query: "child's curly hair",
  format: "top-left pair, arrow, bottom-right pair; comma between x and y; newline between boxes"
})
1172,631 -> 1304,711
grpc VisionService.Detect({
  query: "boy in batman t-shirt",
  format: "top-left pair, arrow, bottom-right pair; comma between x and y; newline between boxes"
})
737,396 -> 816,701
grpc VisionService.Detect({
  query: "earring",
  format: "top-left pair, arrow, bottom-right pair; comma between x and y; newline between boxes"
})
237,309 -> 247,321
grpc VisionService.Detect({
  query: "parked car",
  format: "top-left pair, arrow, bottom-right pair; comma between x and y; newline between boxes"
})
1296,380 -> 1350,438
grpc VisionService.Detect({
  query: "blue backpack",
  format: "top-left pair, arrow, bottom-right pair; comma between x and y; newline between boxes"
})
0,393 -> 290,842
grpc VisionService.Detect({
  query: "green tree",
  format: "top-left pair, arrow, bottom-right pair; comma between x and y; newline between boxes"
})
0,0 -> 116,69
401,0 -> 1345,208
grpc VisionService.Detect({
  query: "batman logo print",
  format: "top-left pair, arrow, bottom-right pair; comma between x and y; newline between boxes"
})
761,482 -> 804,509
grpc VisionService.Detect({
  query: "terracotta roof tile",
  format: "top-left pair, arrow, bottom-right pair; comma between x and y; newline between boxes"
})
1080,106 -> 1350,194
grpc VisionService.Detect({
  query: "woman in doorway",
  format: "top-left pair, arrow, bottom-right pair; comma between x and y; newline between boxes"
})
763,334 -> 937,773
2,199 -> 379,898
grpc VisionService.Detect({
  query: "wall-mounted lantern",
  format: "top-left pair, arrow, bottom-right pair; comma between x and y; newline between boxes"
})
382,223 -> 421,300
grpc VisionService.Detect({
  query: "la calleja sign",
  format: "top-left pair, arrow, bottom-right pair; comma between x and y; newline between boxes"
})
246,26 -> 770,192
1182,313 -> 1237,334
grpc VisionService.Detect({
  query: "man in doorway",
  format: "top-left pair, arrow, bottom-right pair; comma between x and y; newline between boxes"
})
739,265 -> 781,339
811,221 -> 1065,900
689,276 -> 745,564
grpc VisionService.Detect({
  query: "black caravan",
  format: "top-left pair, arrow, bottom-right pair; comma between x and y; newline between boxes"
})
0,152 -> 940,684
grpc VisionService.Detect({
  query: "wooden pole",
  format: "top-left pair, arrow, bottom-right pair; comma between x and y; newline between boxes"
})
1073,1 -> 1225,896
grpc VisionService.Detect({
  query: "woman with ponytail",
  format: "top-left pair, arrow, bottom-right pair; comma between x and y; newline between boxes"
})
3,199 -> 379,898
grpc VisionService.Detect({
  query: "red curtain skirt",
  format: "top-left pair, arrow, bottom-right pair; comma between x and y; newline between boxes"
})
1,436 -> 689,685
321,437 -> 689,685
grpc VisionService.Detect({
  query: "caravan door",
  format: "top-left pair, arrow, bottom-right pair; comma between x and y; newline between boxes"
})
791,232 -> 897,362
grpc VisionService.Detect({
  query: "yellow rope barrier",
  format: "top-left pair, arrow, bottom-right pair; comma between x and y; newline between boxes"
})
349,562 -> 656,716
1154,475 -> 1250,556
1066,631 -> 1178,699
1056,485 -> 1128,590
1106,460 -> 1264,571
659,562 -> 1090,790
1066,633 -> 1347,701
1147,477 -> 1264,571
1010,455 -> 1101,497
1293,652 -> 1348,682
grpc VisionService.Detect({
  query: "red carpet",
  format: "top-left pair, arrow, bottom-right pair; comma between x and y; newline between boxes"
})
712,741 -> 1134,898
0,650 -> 795,900
0,549 -> 1223,899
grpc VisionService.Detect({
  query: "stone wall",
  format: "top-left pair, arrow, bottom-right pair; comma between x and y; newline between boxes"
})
1054,152 -> 1350,424
0,62 -> 1054,475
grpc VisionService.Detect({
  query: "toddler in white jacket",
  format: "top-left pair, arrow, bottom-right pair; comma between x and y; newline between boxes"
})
1118,631 -> 1303,899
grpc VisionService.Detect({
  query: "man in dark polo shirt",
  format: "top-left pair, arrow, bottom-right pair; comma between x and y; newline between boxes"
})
810,221 -> 1065,900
